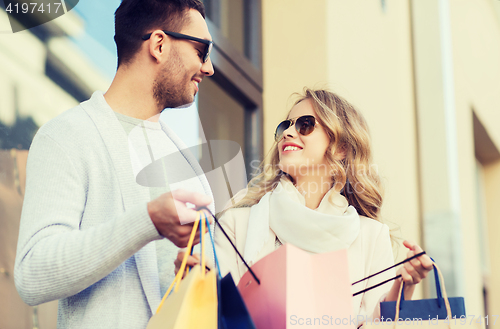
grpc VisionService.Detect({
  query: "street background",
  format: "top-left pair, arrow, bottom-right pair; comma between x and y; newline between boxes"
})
1,0 -> 499,328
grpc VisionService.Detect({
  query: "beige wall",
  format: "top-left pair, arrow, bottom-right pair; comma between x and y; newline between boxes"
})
452,0 -> 500,149
451,0 -> 500,317
324,0 -> 420,263
262,0 -> 500,311
412,0 -> 476,313
451,0 -> 500,318
262,0 -> 329,152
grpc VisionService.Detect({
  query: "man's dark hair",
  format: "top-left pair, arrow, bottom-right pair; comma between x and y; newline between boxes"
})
114,0 -> 205,67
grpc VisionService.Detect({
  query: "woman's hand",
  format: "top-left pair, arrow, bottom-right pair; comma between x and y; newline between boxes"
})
386,240 -> 433,301
174,251 -> 201,279
398,240 -> 433,285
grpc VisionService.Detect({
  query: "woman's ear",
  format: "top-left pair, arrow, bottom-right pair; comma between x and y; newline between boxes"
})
334,144 -> 348,161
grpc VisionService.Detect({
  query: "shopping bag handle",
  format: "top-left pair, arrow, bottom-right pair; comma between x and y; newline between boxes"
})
202,211 -> 222,280
394,262 -> 452,322
397,258 -> 444,308
156,214 -> 202,313
199,206 -> 261,285
185,211 -> 207,277
352,251 -> 426,297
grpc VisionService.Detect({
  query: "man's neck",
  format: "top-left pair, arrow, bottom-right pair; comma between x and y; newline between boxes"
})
104,64 -> 162,122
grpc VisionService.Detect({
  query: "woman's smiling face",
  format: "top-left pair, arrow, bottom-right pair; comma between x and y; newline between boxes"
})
277,99 -> 331,180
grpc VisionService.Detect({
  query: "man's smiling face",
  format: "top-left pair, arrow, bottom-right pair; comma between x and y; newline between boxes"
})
153,8 -> 214,110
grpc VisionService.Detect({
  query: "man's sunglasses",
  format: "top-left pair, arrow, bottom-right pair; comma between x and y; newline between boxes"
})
141,30 -> 213,63
274,115 -> 319,142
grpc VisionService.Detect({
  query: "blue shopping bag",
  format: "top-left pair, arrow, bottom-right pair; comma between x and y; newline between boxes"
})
380,263 -> 466,321
218,273 -> 257,329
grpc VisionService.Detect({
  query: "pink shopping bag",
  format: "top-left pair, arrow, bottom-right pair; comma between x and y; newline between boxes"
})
237,243 -> 354,329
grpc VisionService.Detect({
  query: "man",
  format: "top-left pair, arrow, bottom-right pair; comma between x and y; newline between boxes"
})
14,0 -> 214,327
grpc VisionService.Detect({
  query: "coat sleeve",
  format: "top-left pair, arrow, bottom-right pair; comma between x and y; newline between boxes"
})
214,209 -> 245,284
357,223 -> 395,323
14,132 -> 162,306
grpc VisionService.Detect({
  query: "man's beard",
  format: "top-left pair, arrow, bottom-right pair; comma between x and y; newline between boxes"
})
152,48 -> 195,110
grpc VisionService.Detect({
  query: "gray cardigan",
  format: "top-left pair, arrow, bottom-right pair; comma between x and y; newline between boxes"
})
14,92 -> 213,328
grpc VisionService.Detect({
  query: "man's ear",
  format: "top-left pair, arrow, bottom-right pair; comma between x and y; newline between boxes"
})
334,143 -> 348,161
148,31 -> 170,64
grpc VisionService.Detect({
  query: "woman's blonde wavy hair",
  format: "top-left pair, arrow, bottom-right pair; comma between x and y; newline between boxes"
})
225,88 -> 384,221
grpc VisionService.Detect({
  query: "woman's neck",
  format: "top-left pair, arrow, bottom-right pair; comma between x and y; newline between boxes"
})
293,174 -> 332,209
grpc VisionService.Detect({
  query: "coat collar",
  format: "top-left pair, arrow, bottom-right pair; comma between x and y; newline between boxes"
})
80,91 -> 150,210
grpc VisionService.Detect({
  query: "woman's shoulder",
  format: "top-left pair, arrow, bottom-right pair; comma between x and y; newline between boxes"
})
218,206 -> 252,226
354,216 -> 393,253
221,206 -> 252,217
358,215 -> 390,235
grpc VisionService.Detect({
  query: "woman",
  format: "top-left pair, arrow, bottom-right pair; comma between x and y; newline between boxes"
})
177,88 -> 433,321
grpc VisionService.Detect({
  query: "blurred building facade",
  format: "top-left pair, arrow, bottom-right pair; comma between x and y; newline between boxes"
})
0,1 -> 114,328
0,0 -> 263,327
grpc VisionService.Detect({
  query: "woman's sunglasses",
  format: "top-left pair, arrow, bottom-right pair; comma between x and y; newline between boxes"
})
274,115 -> 319,142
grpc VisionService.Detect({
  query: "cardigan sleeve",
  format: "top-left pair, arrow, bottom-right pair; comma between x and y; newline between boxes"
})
357,223 -> 395,324
14,132 -> 162,306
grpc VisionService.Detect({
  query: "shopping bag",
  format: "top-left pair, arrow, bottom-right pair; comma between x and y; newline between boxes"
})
380,264 -> 465,321
146,213 -> 217,329
218,272 -> 256,329
236,243 -> 353,329
199,211 -> 256,329
363,263 -> 479,329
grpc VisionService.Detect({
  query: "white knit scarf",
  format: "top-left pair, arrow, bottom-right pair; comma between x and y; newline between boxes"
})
244,178 -> 360,263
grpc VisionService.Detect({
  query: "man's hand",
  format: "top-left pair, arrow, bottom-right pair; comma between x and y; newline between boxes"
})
147,189 -> 212,247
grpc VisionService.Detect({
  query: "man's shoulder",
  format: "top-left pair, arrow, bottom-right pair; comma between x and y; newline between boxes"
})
40,105 -> 88,130
36,95 -> 105,144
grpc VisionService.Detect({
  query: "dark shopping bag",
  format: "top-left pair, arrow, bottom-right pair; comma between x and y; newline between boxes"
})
218,273 -> 256,329
380,263 -> 466,321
